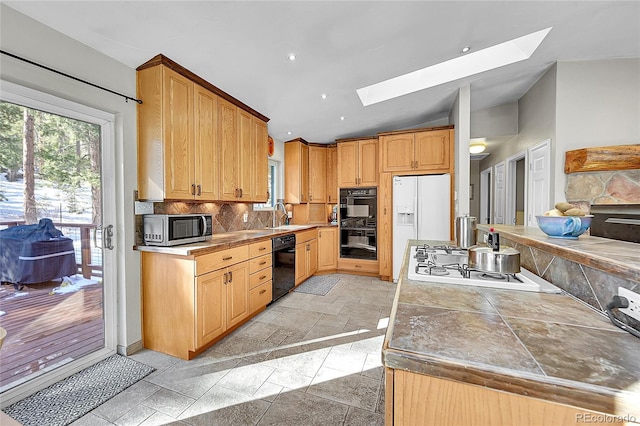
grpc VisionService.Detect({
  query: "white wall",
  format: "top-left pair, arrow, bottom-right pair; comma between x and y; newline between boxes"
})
1,5 -> 141,352
554,58 -> 640,202
471,102 -> 518,139
449,86 -> 471,217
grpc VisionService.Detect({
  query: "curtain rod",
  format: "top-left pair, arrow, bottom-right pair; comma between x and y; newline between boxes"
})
1,50 -> 143,104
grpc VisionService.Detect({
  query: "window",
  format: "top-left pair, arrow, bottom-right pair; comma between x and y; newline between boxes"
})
254,159 -> 281,210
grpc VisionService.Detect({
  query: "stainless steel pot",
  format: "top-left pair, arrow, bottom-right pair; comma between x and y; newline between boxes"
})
455,215 -> 477,249
468,245 -> 521,274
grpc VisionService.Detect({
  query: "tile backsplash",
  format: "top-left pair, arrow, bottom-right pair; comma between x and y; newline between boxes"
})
135,201 -> 284,246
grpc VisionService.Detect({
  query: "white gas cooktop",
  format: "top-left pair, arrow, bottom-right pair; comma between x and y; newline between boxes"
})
406,245 -> 560,293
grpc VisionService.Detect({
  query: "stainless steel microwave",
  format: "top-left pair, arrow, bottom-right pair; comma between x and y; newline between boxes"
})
143,214 -> 213,246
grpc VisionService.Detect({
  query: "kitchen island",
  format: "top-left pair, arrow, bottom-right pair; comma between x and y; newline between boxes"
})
382,238 -> 640,426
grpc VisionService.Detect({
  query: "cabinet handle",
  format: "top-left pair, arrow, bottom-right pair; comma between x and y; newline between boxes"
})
259,289 -> 267,295
259,261 -> 267,265
229,271 -> 233,282
191,184 -> 196,195
239,188 -> 243,197
196,184 -> 201,196
224,272 -> 228,284
355,264 -> 362,268
223,256 -> 233,261
259,247 -> 266,251
259,275 -> 267,280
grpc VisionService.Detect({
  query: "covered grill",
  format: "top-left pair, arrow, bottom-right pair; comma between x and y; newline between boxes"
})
0,219 -> 77,287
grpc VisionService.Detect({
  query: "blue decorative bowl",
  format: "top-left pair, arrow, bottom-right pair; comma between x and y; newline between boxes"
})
536,215 -> 593,239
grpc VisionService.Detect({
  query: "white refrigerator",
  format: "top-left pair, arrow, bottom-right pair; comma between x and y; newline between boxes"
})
392,174 -> 451,281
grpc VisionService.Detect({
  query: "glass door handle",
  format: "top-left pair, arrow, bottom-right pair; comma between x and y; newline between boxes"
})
104,224 -> 114,250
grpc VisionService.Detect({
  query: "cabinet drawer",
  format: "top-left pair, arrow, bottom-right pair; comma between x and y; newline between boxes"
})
196,245 -> 249,276
296,229 -> 317,244
249,281 -> 272,313
249,253 -> 272,274
338,258 -> 379,274
249,239 -> 272,257
250,266 -> 272,289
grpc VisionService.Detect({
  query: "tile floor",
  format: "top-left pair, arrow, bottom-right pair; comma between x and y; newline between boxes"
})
72,273 -> 396,426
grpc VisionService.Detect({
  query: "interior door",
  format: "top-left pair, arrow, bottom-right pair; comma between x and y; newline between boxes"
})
493,162 -> 506,224
527,140 -> 551,227
480,167 -> 492,224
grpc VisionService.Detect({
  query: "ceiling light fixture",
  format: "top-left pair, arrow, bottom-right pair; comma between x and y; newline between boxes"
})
461,46 -> 471,53
470,139 -> 487,154
287,131 -> 292,135
321,94 -> 327,99
340,116 -> 345,121
356,27 -> 552,106
288,53 -> 296,61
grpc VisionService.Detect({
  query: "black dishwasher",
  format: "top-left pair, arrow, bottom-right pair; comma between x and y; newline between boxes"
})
271,234 -> 296,303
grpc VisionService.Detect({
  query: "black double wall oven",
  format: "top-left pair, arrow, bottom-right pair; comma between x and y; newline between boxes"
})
339,187 -> 377,260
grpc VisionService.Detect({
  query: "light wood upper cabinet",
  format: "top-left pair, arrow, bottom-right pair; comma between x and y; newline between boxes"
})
253,119 -> 269,202
326,146 -> 338,203
219,98 -> 239,201
194,85 -> 219,200
309,146 -> 327,203
379,128 -> 453,174
137,55 -> 269,202
284,139 -> 310,204
337,138 -> 378,187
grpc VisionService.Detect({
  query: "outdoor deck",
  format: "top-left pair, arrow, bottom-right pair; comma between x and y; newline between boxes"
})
0,279 -> 104,391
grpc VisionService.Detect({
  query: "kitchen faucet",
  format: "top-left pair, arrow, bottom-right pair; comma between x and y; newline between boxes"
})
272,199 -> 287,228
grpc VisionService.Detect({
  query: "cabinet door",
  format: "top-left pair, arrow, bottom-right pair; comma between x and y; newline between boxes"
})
226,261 -> 249,329
194,85 -> 218,200
308,146 -> 327,203
318,228 -> 337,271
253,118 -> 269,203
326,146 -> 338,203
300,143 -> 309,203
378,172 -> 392,279
414,130 -> 450,172
308,239 -> 318,277
163,68 -> 195,199
219,98 -> 239,200
380,134 -> 414,173
295,242 -> 306,285
195,268 -> 226,348
337,141 -> 358,187
359,139 -> 379,186
237,109 -> 254,201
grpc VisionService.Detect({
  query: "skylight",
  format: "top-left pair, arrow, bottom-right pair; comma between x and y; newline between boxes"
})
356,27 -> 552,106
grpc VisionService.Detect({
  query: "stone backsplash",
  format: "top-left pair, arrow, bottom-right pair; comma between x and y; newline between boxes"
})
565,170 -> 640,212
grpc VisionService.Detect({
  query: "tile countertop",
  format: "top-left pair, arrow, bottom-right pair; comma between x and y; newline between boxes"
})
134,225 -> 321,256
382,239 -> 640,419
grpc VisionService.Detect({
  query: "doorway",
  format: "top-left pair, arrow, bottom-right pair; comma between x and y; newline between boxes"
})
480,167 -> 492,224
505,152 -> 527,225
0,82 -> 116,404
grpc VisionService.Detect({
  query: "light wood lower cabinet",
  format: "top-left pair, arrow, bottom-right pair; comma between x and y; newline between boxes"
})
388,369 -> 624,426
338,257 -> 379,274
142,244 -> 259,360
248,240 -> 272,314
295,229 -> 318,285
317,227 -> 338,271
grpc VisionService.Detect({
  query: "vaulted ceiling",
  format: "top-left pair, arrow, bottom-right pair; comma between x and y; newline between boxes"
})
5,1 -> 640,147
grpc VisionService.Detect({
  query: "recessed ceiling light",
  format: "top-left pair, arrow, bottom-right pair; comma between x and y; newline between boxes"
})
340,116 -> 345,121
357,27 -> 552,106
287,131 -> 292,135
461,46 -> 471,53
288,53 -> 296,61
321,94 -> 327,99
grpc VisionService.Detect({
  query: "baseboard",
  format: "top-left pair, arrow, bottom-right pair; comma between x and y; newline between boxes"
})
117,340 -> 143,356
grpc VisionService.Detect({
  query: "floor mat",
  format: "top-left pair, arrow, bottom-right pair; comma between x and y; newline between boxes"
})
294,275 -> 339,296
2,354 -> 155,426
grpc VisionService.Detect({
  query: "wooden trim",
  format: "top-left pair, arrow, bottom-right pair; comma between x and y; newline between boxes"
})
377,124 -> 454,137
136,54 -> 269,122
335,135 -> 378,143
284,137 -> 310,145
564,144 -> 640,173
